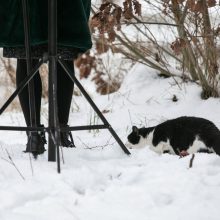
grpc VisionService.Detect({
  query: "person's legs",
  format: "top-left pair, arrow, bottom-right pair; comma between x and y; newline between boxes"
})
57,60 -> 75,147
57,60 -> 74,125
17,59 -> 75,151
16,59 -> 46,156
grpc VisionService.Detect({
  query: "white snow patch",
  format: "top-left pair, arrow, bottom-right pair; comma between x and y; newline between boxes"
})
0,61 -> 220,220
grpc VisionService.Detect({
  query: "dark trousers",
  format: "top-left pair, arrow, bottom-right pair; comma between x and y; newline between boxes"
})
16,59 -> 74,127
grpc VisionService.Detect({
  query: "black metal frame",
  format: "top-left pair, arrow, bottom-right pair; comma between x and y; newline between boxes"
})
0,0 -> 130,173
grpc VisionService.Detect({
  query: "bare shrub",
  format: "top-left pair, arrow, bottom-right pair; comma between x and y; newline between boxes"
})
75,49 -> 130,95
0,57 -> 20,111
0,57 -> 16,86
90,0 -> 220,98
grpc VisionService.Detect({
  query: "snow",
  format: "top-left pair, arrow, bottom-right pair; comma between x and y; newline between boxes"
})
0,63 -> 220,220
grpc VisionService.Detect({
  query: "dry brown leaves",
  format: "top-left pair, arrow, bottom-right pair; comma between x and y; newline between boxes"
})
163,0 -> 217,14
75,53 -> 121,95
171,38 -> 187,55
91,0 -> 141,44
91,2 -> 122,42
187,0 -> 217,12
123,0 -> 141,19
92,72 -> 121,95
75,52 -> 96,79
77,0 -> 142,95
207,0 -> 217,7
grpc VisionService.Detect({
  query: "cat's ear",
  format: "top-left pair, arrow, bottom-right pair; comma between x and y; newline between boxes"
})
132,126 -> 139,134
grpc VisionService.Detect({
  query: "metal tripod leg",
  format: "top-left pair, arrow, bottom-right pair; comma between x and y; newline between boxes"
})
0,60 -> 44,115
48,0 -> 61,173
22,0 -> 37,128
58,59 -> 131,155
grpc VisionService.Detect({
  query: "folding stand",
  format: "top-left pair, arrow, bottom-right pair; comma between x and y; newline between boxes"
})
0,0 -> 130,173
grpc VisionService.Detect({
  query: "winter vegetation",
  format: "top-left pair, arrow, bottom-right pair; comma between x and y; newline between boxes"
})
0,0 -> 220,220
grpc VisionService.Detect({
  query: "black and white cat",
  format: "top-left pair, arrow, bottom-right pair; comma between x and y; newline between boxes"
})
126,116 -> 220,156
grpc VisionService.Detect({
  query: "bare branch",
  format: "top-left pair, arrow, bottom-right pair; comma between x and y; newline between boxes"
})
189,154 -> 195,168
0,149 -> 26,180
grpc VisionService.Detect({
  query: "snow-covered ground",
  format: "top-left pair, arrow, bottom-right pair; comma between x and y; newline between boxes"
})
0,64 -> 220,220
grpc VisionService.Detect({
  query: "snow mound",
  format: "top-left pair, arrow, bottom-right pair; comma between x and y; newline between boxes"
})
0,63 -> 220,220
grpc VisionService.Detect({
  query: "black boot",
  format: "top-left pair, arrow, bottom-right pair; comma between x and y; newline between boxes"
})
60,125 -> 75,148
39,124 -> 47,145
24,125 -> 47,158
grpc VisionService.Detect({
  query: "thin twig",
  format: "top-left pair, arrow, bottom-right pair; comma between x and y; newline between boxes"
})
123,21 -> 179,26
77,136 -> 114,150
189,154 -> 195,169
5,149 -> 25,180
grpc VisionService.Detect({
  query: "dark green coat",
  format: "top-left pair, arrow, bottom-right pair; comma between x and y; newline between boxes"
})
0,0 -> 92,52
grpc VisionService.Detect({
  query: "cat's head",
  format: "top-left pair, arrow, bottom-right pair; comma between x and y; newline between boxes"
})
126,126 -> 147,149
